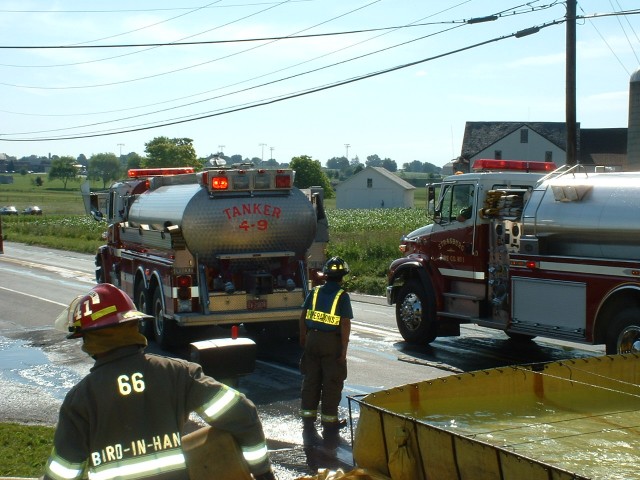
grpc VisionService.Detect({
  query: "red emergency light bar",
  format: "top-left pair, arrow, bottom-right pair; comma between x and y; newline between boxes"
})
472,159 -> 557,172
128,167 -> 195,178
211,175 -> 229,190
200,168 -> 293,192
275,174 -> 292,188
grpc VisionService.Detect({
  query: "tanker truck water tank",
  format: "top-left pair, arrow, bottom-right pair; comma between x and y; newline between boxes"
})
521,172 -> 640,260
127,184 -> 317,264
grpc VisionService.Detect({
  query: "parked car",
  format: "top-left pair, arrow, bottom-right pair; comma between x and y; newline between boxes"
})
0,206 -> 19,215
22,205 -> 43,215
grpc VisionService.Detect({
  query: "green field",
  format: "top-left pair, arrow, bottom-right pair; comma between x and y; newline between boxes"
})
0,172 -> 431,295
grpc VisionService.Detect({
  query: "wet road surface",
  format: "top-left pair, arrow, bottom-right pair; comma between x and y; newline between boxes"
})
0,242 -> 606,479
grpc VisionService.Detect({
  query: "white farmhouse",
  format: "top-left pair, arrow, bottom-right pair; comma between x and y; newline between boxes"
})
335,166 -> 415,209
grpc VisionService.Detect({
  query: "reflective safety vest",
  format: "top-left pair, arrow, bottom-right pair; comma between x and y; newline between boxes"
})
305,287 -> 344,331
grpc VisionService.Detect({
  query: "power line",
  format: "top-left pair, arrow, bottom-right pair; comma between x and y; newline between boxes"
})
0,0 -> 383,89
0,1 -> 315,14
0,3 -> 473,123
2,3 -> 636,142
0,17 -> 566,142
0,0 -> 298,70
0,1 -> 564,93
0,2 -> 565,52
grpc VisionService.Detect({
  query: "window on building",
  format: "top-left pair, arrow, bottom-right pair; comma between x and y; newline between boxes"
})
520,129 -> 529,143
367,178 -> 373,188
545,151 -> 553,162
494,150 -> 502,160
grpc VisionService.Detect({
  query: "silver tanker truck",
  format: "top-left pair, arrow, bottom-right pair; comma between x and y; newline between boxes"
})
82,162 -> 327,348
386,159 -> 640,354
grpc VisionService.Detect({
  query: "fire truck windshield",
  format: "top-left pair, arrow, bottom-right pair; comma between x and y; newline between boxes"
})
439,183 -> 475,223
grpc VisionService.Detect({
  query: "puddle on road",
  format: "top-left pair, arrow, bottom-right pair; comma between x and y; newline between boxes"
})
0,336 -> 83,401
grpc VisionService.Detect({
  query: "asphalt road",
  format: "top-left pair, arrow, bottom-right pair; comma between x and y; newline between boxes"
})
0,242 -> 606,479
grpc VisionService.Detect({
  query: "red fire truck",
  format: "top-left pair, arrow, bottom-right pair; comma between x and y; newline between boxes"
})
387,159 -> 640,355
83,162 -> 327,347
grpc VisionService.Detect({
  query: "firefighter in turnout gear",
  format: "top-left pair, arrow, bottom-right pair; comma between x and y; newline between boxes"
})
298,257 -> 353,446
44,283 -> 277,480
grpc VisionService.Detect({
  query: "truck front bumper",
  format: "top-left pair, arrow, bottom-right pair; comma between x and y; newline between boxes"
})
386,286 -> 395,305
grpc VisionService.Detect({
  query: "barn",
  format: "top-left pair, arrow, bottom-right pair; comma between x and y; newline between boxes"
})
335,166 -> 415,209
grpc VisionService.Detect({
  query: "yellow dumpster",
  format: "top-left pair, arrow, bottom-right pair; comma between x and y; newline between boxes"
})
351,354 -> 640,480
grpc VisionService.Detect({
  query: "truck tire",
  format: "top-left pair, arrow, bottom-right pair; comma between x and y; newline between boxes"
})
395,280 -> 437,345
135,280 -> 153,338
152,288 -> 177,349
606,307 -> 640,354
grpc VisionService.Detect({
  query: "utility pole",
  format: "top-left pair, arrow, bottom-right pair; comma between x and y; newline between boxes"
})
565,0 -> 577,166
270,146 -> 275,161
117,143 -> 124,159
218,145 -> 225,155
259,143 -> 266,162
345,143 -> 350,160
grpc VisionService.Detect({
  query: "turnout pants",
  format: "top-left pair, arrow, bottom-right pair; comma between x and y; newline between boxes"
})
300,329 -> 347,423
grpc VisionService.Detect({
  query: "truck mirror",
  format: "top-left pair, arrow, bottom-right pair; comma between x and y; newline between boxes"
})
427,185 -> 436,202
427,184 -> 439,222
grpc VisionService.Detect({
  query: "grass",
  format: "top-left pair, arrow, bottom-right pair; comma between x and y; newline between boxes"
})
326,208 -> 428,295
0,422 -> 54,477
0,173 -> 90,215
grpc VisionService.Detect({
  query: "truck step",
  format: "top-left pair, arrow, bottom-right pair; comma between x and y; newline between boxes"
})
442,292 -> 483,302
437,311 -> 474,322
476,318 -> 508,329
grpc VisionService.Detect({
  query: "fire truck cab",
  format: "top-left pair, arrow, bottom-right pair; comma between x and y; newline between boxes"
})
387,159 -> 640,354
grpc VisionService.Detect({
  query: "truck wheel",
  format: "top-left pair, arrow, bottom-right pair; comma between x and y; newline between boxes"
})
395,280 -> 437,344
606,307 -> 640,355
152,288 -> 176,349
135,280 -> 152,338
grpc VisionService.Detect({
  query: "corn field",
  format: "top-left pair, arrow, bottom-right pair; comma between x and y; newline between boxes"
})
1,208 -> 430,295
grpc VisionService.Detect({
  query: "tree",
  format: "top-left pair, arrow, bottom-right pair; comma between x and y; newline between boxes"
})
88,153 -> 121,188
229,154 -> 243,164
290,155 -> 334,198
126,152 -> 144,170
382,158 -> 397,172
143,136 -> 198,168
48,156 -> 78,190
326,156 -> 349,170
403,160 -> 423,172
366,154 -> 382,167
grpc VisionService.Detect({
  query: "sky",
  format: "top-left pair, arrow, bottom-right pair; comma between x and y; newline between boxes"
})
0,0 -> 639,168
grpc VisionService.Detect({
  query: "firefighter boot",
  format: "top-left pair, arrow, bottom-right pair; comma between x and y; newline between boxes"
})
254,470 -> 278,480
321,421 -> 343,450
302,418 -> 322,446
